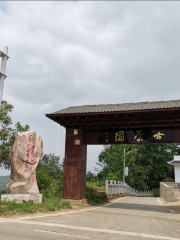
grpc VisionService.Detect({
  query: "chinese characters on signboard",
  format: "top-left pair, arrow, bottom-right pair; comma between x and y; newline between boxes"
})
98,128 -> 174,144
134,130 -> 143,142
115,131 -> 124,142
25,135 -> 36,172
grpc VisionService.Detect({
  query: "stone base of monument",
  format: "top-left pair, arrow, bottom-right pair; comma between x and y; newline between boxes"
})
62,198 -> 87,207
1,194 -> 42,203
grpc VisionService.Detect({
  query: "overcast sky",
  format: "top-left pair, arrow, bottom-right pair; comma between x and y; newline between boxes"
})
1,1 -> 180,176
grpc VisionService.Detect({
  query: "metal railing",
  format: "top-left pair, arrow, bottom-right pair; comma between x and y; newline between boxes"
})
106,179 -> 154,197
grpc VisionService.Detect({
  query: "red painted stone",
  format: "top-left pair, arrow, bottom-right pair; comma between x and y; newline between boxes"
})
6,131 -> 43,194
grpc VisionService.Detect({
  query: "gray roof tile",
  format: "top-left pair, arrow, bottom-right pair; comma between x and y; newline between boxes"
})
47,99 -> 180,115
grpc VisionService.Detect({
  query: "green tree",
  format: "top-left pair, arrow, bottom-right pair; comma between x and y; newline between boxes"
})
132,144 -> 180,189
86,171 -> 96,182
38,153 -> 63,178
0,100 -> 30,169
97,145 -> 134,181
97,144 -> 180,190
37,154 -> 64,197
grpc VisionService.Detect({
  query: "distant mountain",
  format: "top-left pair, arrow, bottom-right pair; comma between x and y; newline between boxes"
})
0,176 -> 9,193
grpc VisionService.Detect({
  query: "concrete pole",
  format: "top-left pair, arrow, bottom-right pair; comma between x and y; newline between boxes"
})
0,46 -> 8,111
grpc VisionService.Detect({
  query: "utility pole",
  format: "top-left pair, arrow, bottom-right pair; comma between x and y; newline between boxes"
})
0,46 -> 9,111
122,148 -> 137,185
123,147 -> 125,184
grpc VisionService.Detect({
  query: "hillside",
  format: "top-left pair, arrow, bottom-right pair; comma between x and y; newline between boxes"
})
0,176 -> 9,193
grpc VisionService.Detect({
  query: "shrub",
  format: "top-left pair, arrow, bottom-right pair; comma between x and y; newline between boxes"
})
36,168 -> 54,191
86,186 -> 108,205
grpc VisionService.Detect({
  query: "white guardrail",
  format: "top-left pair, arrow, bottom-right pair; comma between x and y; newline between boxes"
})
106,180 -> 154,197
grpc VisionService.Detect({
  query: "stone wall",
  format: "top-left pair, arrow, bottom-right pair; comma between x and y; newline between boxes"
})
165,182 -> 180,201
160,182 -> 175,202
174,189 -> 180,201
160,182 -> 176,202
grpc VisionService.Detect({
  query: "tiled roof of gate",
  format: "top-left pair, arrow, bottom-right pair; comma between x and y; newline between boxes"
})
48,99 -> 180,115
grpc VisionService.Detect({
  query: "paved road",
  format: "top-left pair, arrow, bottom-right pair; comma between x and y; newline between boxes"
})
0,197 -> 180,240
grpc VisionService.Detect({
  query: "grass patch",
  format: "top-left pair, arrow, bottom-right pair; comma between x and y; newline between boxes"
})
0,174 -> 71,216
86,181 -> 108,205
86,186 -> 108,205
0,185 -> 108,215
0,193 -> 71,216
86,181 -> 105,191
0,175 -> 108,215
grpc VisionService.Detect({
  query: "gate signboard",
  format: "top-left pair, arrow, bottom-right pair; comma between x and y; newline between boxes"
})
98,128 -> 174,144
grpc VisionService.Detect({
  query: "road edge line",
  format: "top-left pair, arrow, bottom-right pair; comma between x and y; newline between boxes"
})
16,196 -> 128,220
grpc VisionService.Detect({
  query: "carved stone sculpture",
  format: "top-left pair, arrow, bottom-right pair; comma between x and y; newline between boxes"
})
6,131 -> 43,194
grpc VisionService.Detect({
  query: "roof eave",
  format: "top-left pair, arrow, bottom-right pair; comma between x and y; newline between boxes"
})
46,107 -> 180,117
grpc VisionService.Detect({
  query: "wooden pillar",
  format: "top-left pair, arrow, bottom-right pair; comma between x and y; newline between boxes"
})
62,128 -> 87,200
